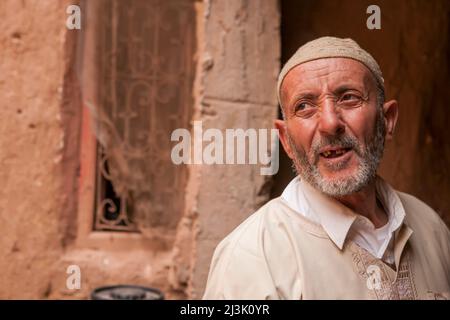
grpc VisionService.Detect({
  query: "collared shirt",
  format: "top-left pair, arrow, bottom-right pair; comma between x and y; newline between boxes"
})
281,176 -> 406,264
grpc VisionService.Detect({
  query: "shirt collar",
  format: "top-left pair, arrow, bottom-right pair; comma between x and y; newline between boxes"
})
374,176 -> 405,235
299,178 -> 357,249
282,176 -> 406,250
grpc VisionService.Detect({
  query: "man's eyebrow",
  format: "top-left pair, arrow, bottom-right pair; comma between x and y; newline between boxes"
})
333,84 -> 364,95
288,92 -> 318,104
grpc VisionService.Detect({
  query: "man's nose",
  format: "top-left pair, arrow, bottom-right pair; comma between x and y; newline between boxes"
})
317,100 -> 345,136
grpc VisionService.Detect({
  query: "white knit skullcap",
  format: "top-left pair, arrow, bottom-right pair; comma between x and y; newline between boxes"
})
277,36 -> 384,107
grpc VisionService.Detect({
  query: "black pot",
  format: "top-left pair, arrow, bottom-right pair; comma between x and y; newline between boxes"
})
91,284 -> 164,300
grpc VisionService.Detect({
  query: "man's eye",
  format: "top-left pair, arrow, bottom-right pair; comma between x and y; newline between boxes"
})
338,93 -> 364,109
295,102 -> 309,111
292,102 -> 316,118
341,94 -> 359,101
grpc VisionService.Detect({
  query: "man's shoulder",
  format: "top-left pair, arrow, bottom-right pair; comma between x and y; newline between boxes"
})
213,195 -> 324,263
396,191 -> 449,233
203,198 -> 290,299
215,197 -> 288,255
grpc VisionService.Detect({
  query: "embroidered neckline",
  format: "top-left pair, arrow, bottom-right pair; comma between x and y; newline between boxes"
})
349,242 -> 418,300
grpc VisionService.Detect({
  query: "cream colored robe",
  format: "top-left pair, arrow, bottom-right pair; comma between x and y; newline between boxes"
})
203,192 -> 450,300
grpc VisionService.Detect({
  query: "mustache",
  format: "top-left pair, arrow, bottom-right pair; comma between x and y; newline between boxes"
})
310,134 -> 362,163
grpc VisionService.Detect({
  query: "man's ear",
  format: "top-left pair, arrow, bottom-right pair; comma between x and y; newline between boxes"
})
274,119 -> 295,160
382,100 -> 399,141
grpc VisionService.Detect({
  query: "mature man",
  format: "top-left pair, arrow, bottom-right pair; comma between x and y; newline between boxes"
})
203,37 -> 450,300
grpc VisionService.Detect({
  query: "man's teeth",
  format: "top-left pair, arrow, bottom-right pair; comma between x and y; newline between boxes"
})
322,149 -> 347,158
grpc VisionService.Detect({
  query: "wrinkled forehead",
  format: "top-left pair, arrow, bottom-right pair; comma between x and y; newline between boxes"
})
280,58 -> 377,103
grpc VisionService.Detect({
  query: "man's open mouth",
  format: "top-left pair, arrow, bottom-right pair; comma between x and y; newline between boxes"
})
319,147 -> 352,159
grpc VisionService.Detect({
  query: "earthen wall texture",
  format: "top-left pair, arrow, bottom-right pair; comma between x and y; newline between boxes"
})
0,0 -> 70,298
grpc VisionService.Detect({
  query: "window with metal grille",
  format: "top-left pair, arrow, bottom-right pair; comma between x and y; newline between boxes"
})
81,0 -> 195,234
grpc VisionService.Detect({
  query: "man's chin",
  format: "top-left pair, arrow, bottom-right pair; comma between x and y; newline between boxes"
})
317,167 -> 358,182
316,160 -> 360,179
294,154 -> 373,196
312,167 -> 366,196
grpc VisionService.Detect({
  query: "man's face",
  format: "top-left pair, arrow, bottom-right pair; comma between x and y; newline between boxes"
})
276,58 -> 395,196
